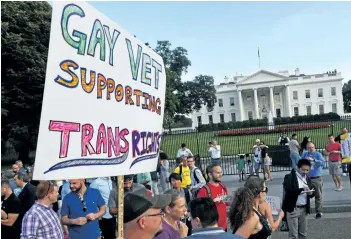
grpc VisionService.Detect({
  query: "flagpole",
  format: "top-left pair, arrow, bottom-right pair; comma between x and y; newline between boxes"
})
258,47 -> 261,69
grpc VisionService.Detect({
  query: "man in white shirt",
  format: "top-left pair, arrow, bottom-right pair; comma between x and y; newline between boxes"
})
177,143 -> 193,158
187,155 -> 206,197
208,140 -> 221,164
253,139 -> 262,175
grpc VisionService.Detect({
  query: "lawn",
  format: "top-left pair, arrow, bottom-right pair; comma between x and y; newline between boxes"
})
160,120 -> 351,158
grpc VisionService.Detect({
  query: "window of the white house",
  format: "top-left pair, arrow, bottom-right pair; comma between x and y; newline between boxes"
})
306,106 -> 312,115
208,115 -> 213,124
293,91 -> 298,100
230,97 -> 235,106
294,107 -> 299,116
248,111 -> 253,120
231,113 -> 236,122
305,90 -> 310,99
274,93 -> 280,102
319,105 -> 324,114
318,88 -> 323,97
332,103 -> 337,113
218,98 -> 223,107
197,116 -> 202,125
220,114 -> 225,123
247,96 -> 252,103
331,87 -> 336,96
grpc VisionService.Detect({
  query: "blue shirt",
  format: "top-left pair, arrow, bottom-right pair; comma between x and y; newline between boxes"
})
301,151 -> 325,177
61,187 -> 105,239
89,177 -> 113,219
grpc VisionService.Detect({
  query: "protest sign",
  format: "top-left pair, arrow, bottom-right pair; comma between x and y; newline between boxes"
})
265,196 -> 281,216
33,1 -> 166,180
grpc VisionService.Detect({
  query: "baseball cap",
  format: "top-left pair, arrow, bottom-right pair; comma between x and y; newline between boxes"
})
124,189 -> 171,223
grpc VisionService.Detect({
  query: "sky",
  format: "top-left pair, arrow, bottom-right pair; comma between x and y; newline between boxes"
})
67,1 -> 351,84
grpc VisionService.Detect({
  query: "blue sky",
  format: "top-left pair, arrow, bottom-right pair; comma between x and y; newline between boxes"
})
73,1 -> 351,84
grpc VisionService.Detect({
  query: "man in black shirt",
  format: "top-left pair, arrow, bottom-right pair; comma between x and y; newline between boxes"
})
1,179 -> 21,239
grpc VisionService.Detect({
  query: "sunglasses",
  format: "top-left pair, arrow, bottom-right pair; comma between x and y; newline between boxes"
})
77,194 -> 87,212
261,187 -> 268,194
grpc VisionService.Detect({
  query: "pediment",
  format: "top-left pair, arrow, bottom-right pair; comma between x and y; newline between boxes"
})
237,70 -> 288,85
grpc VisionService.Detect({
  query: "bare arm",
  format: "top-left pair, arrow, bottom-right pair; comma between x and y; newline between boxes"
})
61,215 -> 77,225
235,214 -> 259,239
95,205 -> 106,219
110,207 -> 118,216
1,213 -> 19,226
264,205 -> 284,232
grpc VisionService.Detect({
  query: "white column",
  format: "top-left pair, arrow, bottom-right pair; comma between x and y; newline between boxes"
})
285,85 -> 292,117
253,88 -> 259,119
269,86 -> 275,117
238,90 -> 244,121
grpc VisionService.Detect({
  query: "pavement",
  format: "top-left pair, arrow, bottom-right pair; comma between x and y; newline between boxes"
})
271,212 -> 351,239
221,169 -> 351,213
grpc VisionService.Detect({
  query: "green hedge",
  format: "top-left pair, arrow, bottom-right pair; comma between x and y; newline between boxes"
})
197,113 -> 340,132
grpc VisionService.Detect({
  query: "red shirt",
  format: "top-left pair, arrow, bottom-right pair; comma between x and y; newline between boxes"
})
326,142 -> 341,162
196,183 -> 228,230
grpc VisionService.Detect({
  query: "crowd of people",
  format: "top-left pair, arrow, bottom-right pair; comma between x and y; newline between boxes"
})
1,127 -> 350,239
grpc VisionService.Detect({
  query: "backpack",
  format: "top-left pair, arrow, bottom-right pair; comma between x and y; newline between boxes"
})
203,182 -> 228,198
193,168 -> 207,184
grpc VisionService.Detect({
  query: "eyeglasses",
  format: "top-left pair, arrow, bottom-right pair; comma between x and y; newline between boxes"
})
137,212 -> 165,222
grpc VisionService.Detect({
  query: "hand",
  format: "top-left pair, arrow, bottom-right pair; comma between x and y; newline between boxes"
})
178,221 -> 189,238
213,197 -> 222,203
74,217 -> 87,225
86,213 -> 97,221
160,160 -> 164,166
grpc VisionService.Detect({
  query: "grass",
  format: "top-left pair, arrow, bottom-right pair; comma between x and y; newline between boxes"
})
161,120 -> 351,158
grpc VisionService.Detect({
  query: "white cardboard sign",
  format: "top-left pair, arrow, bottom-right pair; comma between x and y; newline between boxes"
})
265,196 -> 281,216
33,1 -> 166,180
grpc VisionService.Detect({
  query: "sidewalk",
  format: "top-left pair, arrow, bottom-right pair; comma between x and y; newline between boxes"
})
222,169 -> 351,213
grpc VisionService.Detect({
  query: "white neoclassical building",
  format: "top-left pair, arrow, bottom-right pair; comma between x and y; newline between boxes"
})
191,69 -> 344,128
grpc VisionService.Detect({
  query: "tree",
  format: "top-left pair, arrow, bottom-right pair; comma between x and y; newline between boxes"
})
1,1 -> 52,163
343,80 -> 351,113
154,41 -> 217,130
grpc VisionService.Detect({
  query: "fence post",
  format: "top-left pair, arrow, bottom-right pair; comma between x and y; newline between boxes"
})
331,120 -> 334,136
196,130 -> 200,156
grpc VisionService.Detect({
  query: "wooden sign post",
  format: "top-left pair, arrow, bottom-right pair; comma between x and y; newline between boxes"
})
117,176 -> 124,238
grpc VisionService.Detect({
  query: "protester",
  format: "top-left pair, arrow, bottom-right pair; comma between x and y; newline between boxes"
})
300,136 -> 311,154
197,163 -> 229,231
177,143 -> 193,158
335,127 -> 349,177
282,159 -> 315,239
278,132 -> 290,146
108,174 -> 146,216
301,142 -> 325,219
15,160 -> 26,174
160,151 -> 171,192
253,139 -> 262,176
186,197 -> 243,239
61,179 -> 106,239
229,179 -> 271,238
244,176 -> 285,232
325,134 -> 343,191
169,173 -> 193,235
260,141 -> 272,181
14,173 -> 36,219
90,177 -> 115,239
187,155 -> 206,197
336,127 -> 351,182
208,140 -> 221,164
137,172 -> 152,191
123,189 -> 171,239
1,179 -> 21,239
21,181 -> 64,239
289,134 -> 301,169
237,155 -> 247,182
150,166 -> 160,195
174,156 -> 192,189
154,189 -> 189,239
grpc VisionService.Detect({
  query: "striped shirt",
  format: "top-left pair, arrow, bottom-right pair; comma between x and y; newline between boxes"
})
21,202 -> 64,239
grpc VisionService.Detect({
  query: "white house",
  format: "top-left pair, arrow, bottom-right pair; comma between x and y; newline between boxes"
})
191,69 -> 344,128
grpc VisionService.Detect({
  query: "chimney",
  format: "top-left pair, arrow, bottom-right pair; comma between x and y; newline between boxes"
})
224,76 -> 229,84
295,68 -> 300,76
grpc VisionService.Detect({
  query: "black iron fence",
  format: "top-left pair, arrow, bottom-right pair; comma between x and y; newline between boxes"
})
162,115 -> 351,175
